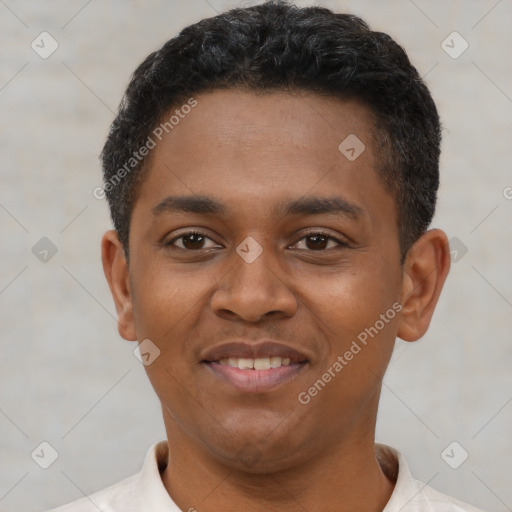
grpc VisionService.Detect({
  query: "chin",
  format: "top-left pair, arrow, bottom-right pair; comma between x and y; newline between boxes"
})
204,425 -> 314,474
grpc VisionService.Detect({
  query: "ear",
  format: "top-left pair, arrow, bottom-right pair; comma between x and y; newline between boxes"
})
101,230 -> 137,341
397,229 -> 451,342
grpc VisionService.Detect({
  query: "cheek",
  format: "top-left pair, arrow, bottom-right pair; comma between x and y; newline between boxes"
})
130,264 -> 221,397
131,264 -> 212,339
304,257 -> 400,328
131,269 -> 208,406
300,256 -> 401,374
298,276 -> 399,418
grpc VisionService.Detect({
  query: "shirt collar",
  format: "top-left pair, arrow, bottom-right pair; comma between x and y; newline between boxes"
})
137,440 -> 179,511
377,443 -> 423,511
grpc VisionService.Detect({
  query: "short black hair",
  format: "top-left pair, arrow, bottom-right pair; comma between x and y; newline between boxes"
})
101,0 -> 441,263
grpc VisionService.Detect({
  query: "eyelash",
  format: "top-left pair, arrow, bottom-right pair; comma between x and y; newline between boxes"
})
165,229 -> 349,251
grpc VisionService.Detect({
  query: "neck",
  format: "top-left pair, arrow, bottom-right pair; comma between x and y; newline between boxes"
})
161,422 -> 395,512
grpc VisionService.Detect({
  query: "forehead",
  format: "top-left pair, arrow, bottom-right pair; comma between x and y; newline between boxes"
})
133,89 -> 395,232
166,89 -> 377,162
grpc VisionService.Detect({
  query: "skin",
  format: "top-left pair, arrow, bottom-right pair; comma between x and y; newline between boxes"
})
102,89 -> 450,512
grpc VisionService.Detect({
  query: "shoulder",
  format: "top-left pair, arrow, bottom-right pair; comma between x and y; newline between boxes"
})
45,441 -> 171,512
47,473 -> 139,512
376,443 -> 486,512
410,477 -> 486,512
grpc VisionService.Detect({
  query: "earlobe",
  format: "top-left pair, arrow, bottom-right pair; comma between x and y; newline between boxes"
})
397,229 -> 451,342
101,230 -> 137,341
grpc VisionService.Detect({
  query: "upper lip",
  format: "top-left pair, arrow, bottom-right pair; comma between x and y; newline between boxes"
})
201,341 -> 309,364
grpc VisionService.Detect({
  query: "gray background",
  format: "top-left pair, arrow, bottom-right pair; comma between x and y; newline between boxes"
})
1,0 -> 511,510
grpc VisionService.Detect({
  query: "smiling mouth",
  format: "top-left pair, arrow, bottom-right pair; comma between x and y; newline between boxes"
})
202,358 -> 308,392
210,356 -> 296,370
200,340 -> 310,392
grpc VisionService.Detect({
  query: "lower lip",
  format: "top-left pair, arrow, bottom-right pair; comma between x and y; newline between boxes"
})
204,362 -> 307,392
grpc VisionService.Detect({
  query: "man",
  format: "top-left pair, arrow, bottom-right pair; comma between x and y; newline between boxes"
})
51,1 -> 484,510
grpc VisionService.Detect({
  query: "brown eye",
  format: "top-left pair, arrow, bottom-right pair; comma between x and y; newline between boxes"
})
167,231 -> 219,250
294,231 -> 347,251
305,233 -> 329,250
180,232 -> 206,250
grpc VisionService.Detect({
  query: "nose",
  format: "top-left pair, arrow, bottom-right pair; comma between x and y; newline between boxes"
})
210,243 -> 298,323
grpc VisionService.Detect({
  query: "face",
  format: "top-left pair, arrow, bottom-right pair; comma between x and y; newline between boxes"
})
103,89 -> 448,472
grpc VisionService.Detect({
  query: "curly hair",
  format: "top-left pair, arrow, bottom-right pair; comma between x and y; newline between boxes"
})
101,0 -> 441,263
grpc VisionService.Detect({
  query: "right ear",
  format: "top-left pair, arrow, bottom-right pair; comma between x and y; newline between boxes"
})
101,230 -> 137,341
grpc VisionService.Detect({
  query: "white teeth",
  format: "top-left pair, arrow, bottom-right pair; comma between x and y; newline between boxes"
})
238,358 -> 254,370
254,357 -> 270,370
216,356 -> 294,369
269,356 -> 281,368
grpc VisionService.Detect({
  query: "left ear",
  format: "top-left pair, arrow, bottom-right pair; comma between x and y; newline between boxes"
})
397,228 -> 451,342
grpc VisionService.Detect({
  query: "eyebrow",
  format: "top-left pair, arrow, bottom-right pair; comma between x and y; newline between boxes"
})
151,194 -> 364,219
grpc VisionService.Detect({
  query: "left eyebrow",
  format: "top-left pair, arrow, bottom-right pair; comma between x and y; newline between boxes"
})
151,194 -> 364,220
283,196 -> 364,220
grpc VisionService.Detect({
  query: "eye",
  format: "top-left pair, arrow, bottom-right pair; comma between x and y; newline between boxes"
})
293,230 -> 348,251
164,229 -> 349,252
166,230 -> 221,251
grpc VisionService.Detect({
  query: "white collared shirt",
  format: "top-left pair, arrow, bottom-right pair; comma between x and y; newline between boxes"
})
49,441 -> 484,512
